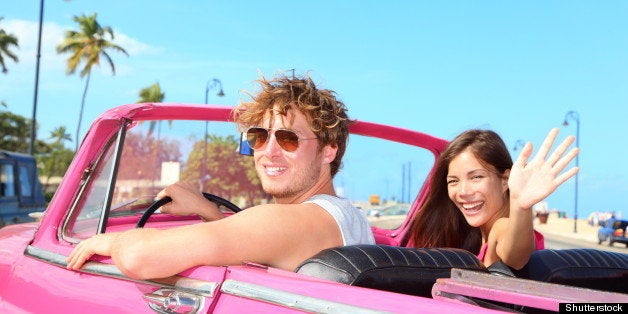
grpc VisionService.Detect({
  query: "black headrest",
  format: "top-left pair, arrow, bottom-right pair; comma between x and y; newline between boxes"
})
515,249 -> 628,294
295,245 -> 487,297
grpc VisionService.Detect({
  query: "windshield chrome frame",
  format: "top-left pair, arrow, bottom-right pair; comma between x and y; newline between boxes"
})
97,119 -> 130,234
61,119 -> 130,242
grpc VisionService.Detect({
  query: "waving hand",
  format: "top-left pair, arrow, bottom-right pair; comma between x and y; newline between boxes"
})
508,128 -> 579,210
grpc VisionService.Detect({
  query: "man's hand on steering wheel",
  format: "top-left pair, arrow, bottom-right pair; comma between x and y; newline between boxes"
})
137,181 -> 243,228
137,192 -> 243,228
157,181 -> 224,222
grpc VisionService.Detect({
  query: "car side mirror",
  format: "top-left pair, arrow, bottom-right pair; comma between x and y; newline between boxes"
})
239,132 -> 253,156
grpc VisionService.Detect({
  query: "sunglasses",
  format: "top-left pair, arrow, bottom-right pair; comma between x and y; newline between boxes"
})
245,127 -> 317,152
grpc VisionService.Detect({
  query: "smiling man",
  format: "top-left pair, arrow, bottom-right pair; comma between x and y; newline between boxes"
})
67,72 -> 375,279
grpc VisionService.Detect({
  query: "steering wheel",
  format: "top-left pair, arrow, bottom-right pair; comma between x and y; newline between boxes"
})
136,192 -> 242,228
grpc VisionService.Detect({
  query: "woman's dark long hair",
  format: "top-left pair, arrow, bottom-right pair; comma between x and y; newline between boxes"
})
408,129 -> 513,253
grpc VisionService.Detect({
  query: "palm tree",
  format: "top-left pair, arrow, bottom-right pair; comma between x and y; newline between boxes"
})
50,126 -> 72,146
138,82 -> 165,102
0,17 -> 19,74
42,126 -> 73,190
137,82 -> 166,136
56,13 -> 128,151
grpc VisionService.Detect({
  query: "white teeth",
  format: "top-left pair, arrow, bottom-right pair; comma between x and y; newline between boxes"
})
265,166 -> 287,175
462,202 -> 483,210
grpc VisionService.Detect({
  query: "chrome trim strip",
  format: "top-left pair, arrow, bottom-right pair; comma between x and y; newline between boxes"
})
98,121 -> 129,234
25,245 -> 218,297
220,279 -> 390,314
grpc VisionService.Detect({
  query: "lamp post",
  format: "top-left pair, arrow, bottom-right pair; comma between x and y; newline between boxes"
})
562,110 -> 580,233
29,0 -> 45,155
202,79 -> 225,187
205,79 -> 225,104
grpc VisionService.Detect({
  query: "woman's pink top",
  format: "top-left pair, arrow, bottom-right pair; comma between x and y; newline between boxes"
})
477,229 -> 545,262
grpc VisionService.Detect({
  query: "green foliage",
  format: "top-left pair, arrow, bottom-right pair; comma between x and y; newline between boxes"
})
56,13 -> 128,77
138,82 -> 165,103
137,82 -> 168,136
0,17 -> 19,74
0,110 -> 30,151
0,109 -> 47,152
0,107 -> 73,193
182,134 -> 267,207
38,126 -> 74,190
117,131 -> 182,181
44,191 -> 55,202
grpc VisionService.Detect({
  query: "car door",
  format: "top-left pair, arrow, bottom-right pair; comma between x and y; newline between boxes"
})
0,115 -> 232,313
3,247 -> 228,313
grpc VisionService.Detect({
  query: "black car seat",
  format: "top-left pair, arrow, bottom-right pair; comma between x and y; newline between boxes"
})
514,248 -> 628,294
295,244 -> 488,297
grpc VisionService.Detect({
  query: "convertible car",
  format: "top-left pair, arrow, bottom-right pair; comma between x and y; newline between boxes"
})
0,103 -> 626,313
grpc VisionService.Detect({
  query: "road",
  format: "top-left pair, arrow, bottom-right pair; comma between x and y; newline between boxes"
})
368,214 -> 628,253
544,233 -> 628,253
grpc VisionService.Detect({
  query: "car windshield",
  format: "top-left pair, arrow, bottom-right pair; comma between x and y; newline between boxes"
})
63,118 -> 434,240
109,196 -> 158,216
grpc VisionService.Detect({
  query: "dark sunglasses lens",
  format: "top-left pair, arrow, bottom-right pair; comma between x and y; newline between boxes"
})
275,130 -> 300,152
246,128 -> 269,149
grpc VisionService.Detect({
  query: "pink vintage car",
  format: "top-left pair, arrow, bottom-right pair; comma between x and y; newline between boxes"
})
0,103 -> 626,313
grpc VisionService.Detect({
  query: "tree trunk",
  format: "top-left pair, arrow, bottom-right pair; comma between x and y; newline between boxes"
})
75,71 -> 91,151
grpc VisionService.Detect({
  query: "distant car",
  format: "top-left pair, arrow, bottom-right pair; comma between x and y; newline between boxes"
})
0,150 -> 47,227
379,204 -> 410,216
0,103 -> 626,313
598,218 -> 628,247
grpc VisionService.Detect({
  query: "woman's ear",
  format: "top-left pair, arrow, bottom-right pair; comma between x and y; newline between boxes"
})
501,169 -> 510,193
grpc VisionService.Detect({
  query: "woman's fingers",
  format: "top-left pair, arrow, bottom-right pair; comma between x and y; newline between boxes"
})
509,128 -> 579,210
532,128 -> 560,163
546,135 -> 576,167
513,142 -> 533,169
552,147 -> 580,179
527,129 -> 577,173
556,166 -> 580,186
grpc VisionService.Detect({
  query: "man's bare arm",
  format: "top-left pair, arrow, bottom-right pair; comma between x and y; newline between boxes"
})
71,202 -> 342,279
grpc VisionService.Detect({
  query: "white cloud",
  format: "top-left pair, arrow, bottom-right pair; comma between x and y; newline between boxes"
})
114,32 -> 159,56
4,19 -> 65,68
2,18 -> 158,75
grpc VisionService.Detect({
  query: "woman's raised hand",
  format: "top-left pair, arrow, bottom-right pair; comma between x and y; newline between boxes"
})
508,128 -> 580,210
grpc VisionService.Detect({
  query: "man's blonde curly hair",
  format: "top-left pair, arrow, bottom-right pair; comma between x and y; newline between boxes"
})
233,72 -> 351,176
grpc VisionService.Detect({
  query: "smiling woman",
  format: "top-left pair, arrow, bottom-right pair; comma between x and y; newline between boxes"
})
409,128 -> 579,269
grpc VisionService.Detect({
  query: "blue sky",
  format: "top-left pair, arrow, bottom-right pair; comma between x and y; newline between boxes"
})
2,1 -> 627,220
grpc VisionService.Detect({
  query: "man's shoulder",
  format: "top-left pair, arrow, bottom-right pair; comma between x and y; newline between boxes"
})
304,194 -> 351,205
242,201 -> 332,218
238,195 -> 355,222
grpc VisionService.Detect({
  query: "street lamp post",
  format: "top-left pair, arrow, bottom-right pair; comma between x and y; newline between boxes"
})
205,78 -> 225,104
563,110 -> 580,233
29,0 -> 45,155
202,79 -> 225,187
